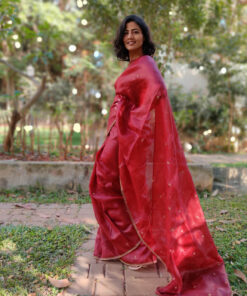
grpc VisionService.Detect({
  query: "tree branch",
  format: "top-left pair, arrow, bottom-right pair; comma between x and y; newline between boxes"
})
20,76 -> 46,116
0,58 -> 39,85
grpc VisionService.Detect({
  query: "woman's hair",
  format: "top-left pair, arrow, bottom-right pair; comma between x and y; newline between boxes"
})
113,14 -> 156,61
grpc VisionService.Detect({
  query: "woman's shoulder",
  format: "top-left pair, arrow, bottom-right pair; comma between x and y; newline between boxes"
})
137,55 -> 164,85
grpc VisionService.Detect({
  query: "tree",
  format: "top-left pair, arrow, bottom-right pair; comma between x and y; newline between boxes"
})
189,0 -> 247,151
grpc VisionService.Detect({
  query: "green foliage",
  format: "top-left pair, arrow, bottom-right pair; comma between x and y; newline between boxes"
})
0,187 -> 91,204
0,224 -> 90,295
0,0 -> 20,40
200,195 -> 247,295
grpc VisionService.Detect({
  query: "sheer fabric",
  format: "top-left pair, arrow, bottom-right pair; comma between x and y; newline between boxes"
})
89,55 -> 231,295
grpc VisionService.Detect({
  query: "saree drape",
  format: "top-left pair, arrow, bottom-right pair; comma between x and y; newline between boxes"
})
89,55 -> 232,295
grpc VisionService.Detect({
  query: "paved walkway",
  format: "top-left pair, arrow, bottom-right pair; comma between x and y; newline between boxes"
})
0,203 -> 171,296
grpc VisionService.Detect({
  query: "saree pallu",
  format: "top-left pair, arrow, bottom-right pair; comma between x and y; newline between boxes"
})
89,55 -> 232,295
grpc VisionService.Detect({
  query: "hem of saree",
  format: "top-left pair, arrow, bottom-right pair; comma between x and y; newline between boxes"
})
119,178 -> 172,283
93,240 -> 141,261
120,258 -> 157,267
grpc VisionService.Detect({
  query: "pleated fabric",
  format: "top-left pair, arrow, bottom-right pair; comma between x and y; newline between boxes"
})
89,55 -> 232,295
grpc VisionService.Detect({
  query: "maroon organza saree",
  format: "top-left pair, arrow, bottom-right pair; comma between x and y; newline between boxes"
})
89,55 -> 231,295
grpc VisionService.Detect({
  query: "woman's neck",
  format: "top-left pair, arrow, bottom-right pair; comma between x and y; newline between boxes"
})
129,50 -> 143,63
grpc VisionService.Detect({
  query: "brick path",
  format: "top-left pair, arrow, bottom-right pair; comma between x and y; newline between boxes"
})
0,203 -> 171,296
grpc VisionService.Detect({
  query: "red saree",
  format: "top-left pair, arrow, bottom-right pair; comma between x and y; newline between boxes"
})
89,55 -> 232,295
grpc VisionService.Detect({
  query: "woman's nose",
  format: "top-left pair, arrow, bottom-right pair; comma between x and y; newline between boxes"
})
127,32 -> 134,38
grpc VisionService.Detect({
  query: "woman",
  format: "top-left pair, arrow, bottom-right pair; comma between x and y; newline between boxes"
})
89,14 -> 231,296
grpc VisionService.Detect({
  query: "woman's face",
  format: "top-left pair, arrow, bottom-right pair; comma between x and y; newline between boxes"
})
123,21 -> 144,54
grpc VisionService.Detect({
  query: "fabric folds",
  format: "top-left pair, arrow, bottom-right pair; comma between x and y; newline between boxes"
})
89,55 -> 232,295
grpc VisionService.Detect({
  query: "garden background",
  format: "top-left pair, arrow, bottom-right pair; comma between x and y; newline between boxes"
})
0,1 -> 247,296
1,0 -> 246,160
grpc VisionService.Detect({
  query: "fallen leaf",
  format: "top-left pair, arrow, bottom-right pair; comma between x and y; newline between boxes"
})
26,247 -> 33,253
239,238 -> 247,243
219,220 -> 233,224
220,210 -> 228,215
66,190 -> 77,194
234,269 -> 247,283
211,189 -> 219,197
206,219 -> 216,223
218,196 -> 225,200
216,226 -> 226,232
28,294 -> 36,296
37,213 -> 50,219
17,195 -> 25,199
14,204 -> 35,210
48,276 -> 71,288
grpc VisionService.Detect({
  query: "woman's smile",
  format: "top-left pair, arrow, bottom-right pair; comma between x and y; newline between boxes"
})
123,21 -> 144,56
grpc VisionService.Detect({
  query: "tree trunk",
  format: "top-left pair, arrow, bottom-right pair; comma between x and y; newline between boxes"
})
3,77 -> 46,152
3,110 -> 21,152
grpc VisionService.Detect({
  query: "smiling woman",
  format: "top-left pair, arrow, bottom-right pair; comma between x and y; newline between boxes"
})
123,21 -> 144,62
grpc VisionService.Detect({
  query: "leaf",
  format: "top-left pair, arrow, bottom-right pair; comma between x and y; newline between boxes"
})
216,226 -> 226,232
14,204 -> 35,210
206,219 -> 216,223
219,220 -> 233,224
48,276 -> 71,288
211,189 -> 219,196
234,269 -> 247,283
220,210 -> 228,215
37,213 -> 50,219
239,238 -> 247,243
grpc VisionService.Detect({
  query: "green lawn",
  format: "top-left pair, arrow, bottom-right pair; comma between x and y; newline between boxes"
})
212,162 -> 247,168
0,225 -> 91,296
0,187 -> 91,204
200,195 -> 247,295
0,188 -> 246,295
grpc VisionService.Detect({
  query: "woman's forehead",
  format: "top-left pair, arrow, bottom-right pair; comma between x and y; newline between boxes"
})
125,21 -> 141,30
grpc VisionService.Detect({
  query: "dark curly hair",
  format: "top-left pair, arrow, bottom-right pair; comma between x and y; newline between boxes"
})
113,15 -> 156,62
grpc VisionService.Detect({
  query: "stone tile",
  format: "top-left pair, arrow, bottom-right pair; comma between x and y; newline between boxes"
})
125,277 -> 169,296
75,253 -> 98,264
88,263 -> 105,279
64,278 -> 95,296
157,260 -> 170,279
80,204 -> 93,209
0,213 -> 10,221
95,278 -> 124,296
0,203 -> 16,209
71,260 -> 89,277
81,239 -> 95,251
125,263 -> 159,278
105,262 -> 124,280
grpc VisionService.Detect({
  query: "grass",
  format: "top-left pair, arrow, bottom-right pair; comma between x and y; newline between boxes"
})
0,224 -> 91,296
199,194 -> 247,295
0,187 -> 91,204
212,162 -> 247,168
0,187 -> 246,294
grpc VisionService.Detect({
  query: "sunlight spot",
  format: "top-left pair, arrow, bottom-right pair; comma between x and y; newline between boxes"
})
1,239 -> 17,253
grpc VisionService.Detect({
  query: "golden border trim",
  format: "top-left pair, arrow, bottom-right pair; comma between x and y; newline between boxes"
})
119,178 -> 172,283
94,240 -> 141,261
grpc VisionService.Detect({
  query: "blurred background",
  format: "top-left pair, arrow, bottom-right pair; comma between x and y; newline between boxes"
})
0,0 -> 246,161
